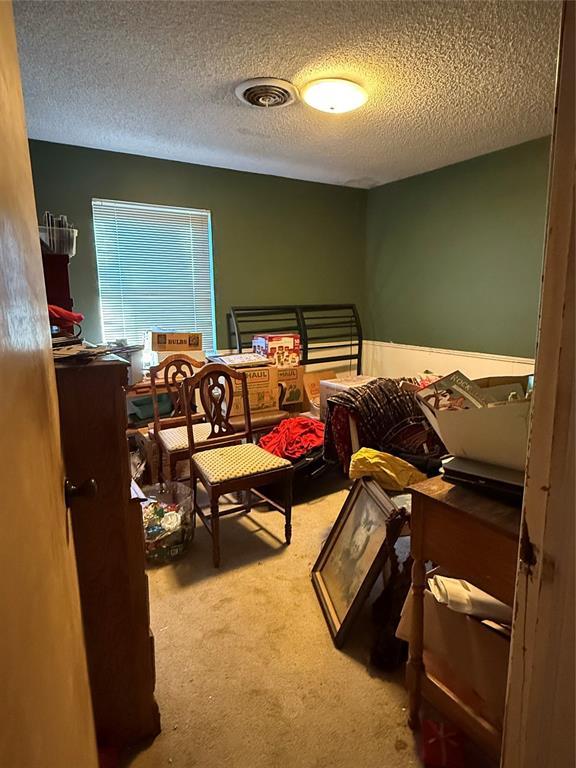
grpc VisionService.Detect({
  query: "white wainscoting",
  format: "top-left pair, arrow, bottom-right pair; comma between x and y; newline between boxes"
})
362,340 -> 535,379
158,341 -> 534,381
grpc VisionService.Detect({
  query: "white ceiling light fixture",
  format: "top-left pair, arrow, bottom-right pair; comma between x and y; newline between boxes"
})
301,78 -> 368,114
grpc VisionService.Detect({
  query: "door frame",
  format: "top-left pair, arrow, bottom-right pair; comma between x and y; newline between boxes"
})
501,3 -> 575,766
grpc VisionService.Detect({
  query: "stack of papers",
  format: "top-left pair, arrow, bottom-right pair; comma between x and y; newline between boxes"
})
52,341 -> 110,360
206,353 -> 272,368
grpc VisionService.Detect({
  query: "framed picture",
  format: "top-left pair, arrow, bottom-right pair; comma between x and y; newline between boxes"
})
311,477 -> 403,648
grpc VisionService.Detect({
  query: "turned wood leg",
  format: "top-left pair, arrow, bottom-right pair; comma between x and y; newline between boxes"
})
210,495 -> 220,568
190,472 -> 198,526
407,556 -> 426,729
156,449 -> 164,486
166,453 -> 174,483
284,475 -> 293,545
190,472 -> 197,507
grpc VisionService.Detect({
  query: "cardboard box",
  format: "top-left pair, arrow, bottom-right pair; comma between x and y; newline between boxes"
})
319,375 -> 376,421
277,365 -> 304,405
230,365 -> 279,417
303,369 -> 336,415
417,374 -> 532,471
147,329 -> 202,352
252,333 -> 301,366
396,582 -> 510,729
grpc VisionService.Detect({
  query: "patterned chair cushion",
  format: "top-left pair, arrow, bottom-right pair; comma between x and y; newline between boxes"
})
158,423 -> 212,452
192,442 -> 291,483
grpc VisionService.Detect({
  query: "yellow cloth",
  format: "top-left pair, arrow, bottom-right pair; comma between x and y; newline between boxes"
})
349,447 -> 426,491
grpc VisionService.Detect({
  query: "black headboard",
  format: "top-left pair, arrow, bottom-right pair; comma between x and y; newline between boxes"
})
228,303 -> 363,374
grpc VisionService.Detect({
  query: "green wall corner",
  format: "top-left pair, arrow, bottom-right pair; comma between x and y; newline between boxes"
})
364,137 -> 551,358
30,137 -> 550,358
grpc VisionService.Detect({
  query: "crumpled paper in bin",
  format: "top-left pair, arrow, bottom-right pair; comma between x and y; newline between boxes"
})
349,447 -> 426,491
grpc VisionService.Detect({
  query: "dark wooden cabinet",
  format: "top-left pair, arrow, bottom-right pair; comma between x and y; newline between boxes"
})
42,248 -> 74,311
55,357 -> 160,748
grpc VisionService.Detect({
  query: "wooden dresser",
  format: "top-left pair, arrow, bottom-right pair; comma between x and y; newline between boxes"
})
55,356 -> 160,748
407,475 -> 521,757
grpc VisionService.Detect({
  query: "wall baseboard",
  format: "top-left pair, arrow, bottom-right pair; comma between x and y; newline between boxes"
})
362,340 -> 535,379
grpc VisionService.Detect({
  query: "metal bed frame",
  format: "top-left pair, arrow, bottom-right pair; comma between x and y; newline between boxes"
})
227,303 -> 363,374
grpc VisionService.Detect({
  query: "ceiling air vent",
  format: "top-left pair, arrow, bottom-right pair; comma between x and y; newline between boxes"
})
235,78 -> 298,108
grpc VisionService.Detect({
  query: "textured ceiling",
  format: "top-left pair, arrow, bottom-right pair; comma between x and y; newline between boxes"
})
14,0 -> 560,187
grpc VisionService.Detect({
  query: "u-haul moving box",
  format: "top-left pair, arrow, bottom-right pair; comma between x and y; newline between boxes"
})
303,369 -> 336,415
230,366 -> 279,417
277,366 -> 304,405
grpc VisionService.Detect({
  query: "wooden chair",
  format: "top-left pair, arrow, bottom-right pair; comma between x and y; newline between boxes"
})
183,363 -> 294,567
149,354 -> 205,481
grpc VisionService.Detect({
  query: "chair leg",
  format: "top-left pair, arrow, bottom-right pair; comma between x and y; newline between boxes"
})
191,472 -> 198,509
210,495 -> 221,568
156,446 -> 165,486
284,475 -> 292,545
166,453 -> 174,483
190,471 -> 199,532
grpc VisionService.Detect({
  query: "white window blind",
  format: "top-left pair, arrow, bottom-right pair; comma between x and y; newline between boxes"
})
92,198 -> 216,349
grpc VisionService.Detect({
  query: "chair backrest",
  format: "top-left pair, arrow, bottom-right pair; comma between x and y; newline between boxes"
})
182,363 -> 253,453
149,354 -> 204,434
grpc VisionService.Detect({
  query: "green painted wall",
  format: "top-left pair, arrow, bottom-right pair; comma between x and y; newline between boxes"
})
365,138 -> 550,358
29,141 -> 366,345
30,138 -> 550,357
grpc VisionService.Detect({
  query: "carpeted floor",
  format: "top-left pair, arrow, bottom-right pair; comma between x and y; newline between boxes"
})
124,476 -> 421,768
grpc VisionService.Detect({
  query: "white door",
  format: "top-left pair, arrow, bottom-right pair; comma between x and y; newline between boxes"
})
0,3 -> 98,766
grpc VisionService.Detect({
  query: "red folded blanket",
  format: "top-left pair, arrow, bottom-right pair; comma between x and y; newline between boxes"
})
259,416 -> 325,460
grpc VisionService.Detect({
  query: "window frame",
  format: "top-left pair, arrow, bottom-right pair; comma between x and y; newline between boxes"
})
91,197 -> 217,350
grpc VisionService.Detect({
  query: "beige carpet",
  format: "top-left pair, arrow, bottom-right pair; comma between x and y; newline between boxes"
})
124,479 -> 420,768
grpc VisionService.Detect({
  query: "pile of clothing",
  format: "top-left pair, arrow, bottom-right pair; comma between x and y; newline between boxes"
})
259,416 -> 325,461
324,377 -> 445,473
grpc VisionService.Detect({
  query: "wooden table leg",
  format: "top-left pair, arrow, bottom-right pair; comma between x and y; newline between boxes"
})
407,556 -> 426,729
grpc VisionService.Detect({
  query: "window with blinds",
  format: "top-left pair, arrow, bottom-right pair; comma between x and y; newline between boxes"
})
92,198 -> 216,349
